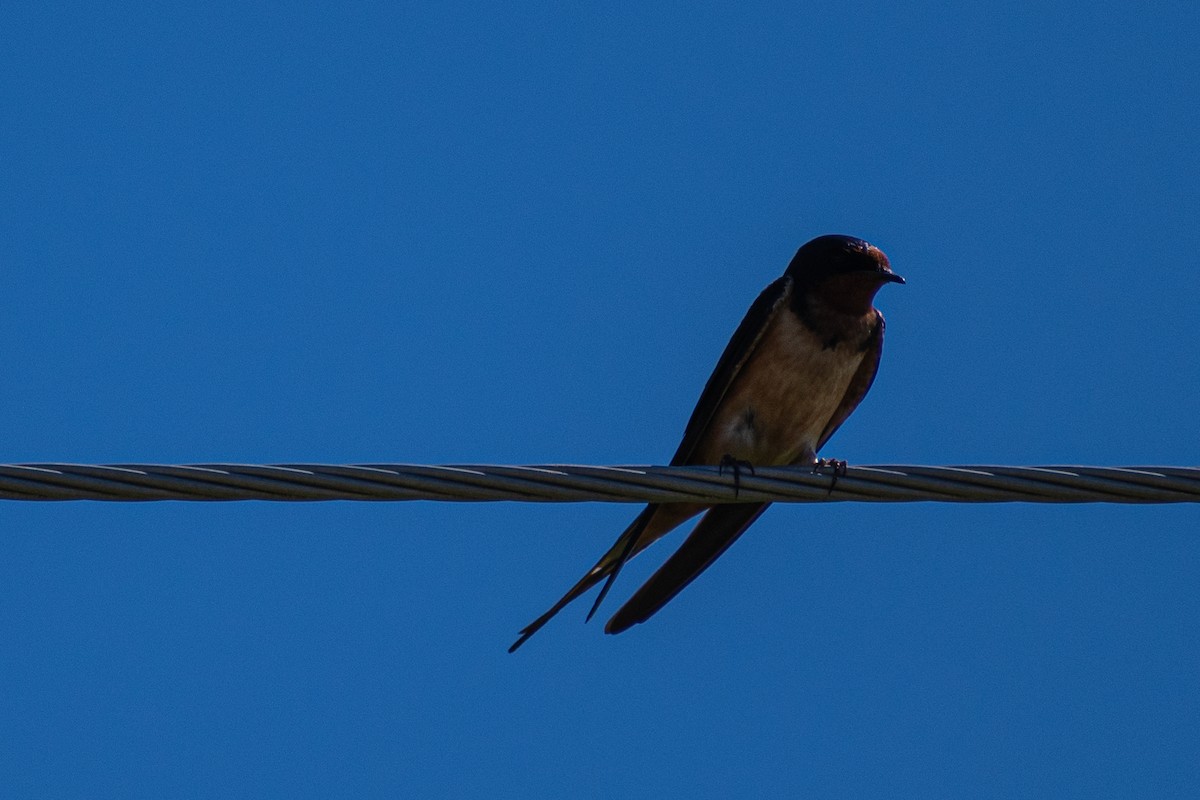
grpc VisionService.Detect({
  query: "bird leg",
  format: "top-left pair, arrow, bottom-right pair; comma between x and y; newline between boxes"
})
719,454 -> 755,498
812,457 -> 848,495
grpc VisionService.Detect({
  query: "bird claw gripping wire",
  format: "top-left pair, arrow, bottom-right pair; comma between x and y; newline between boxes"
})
813,457 -> 848,495
719,454 -> 756,497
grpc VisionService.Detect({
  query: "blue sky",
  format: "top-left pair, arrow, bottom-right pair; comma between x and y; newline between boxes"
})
3,2 -> 1198,797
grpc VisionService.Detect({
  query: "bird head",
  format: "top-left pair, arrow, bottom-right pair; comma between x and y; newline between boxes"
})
785,234 -> 904,314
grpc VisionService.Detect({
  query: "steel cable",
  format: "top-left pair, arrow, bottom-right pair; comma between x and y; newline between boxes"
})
0,463 -> 1197,503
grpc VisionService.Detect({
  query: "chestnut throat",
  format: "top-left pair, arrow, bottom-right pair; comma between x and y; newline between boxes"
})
790,281 -> 882,352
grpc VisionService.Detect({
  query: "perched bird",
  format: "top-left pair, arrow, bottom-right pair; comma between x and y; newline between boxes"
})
509,234 -> 904,652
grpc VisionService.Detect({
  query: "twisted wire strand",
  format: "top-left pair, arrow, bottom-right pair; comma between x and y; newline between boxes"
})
0,463 -> 1197,503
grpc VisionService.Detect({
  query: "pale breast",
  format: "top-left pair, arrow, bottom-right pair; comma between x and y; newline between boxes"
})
699,309 -> 867,466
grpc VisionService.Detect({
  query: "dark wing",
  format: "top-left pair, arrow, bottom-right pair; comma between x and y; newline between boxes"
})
510,273 -> 793,651
604,502 -> 769,634
603,312 -> 887,635
813,311 -> 885,454
578,274 -> 791,629
671,275 -> 793,465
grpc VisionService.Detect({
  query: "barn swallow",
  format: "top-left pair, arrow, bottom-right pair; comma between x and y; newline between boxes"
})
508,234 -> 903,652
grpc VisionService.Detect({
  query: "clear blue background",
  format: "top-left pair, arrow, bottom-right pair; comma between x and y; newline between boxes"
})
3,2 -> 1198,797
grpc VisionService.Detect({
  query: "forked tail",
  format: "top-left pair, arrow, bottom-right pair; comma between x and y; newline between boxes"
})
508,505 -> 658,653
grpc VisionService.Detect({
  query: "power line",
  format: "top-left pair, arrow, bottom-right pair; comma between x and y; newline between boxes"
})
1,463 -> 1197,503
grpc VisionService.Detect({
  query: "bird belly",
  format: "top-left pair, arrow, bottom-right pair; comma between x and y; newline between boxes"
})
704,311 -> 866,466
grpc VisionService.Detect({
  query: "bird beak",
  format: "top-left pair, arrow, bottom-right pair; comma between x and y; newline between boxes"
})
881,271 -> 905,285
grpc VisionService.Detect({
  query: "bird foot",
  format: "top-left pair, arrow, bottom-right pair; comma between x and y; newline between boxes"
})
719,454 -> 755,497
812,458 -> 847,495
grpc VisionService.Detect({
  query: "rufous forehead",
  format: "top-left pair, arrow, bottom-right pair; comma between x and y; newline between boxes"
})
865,245 -> 890,269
